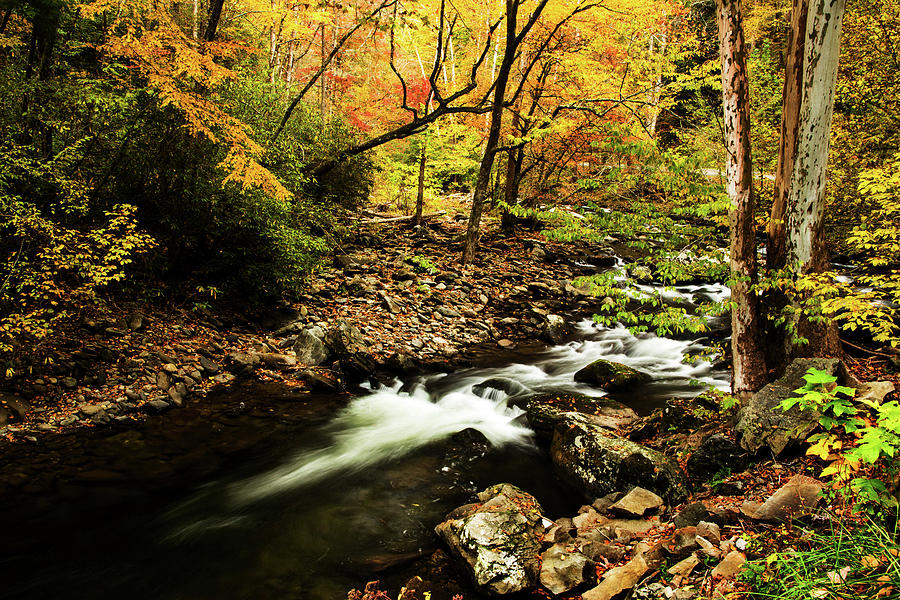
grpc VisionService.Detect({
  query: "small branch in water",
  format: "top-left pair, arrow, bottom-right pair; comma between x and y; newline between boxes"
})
361,210 -> 446,224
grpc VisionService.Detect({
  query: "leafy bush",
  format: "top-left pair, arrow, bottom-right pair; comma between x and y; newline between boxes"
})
780,367 -> 900,512
0,145 -> 155,363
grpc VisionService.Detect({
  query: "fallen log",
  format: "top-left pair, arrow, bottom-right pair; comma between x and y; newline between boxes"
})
361,210 -> 446,224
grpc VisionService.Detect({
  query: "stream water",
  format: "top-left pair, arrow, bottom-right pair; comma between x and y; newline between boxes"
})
0,284 -> 730,600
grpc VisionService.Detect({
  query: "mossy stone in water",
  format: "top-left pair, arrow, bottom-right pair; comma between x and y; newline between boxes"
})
574,359 -> 651,391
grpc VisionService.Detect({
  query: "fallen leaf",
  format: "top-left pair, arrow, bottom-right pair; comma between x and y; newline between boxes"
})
826,566 -> 851,584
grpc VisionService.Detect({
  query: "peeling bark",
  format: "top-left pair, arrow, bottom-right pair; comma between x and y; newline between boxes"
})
716,0 -> 767,396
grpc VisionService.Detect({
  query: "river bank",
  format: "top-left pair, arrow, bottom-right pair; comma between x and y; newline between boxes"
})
0,216 -> 629,443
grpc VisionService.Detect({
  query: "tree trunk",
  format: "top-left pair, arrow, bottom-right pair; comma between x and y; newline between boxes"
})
462,1 -> 518,265
204,0 -> 225,42
716,0 -> 768,397
767,0 -> 845,371
413,141 -> 427,226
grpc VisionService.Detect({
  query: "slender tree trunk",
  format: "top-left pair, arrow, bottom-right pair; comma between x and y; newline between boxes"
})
413,143 -> 427,226
463,0 -> 518,265
716,0 -> 768,397
766,0 -> 845,370
192,0 -> 199,39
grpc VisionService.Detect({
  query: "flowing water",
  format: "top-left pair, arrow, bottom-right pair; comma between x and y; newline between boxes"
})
0,294 -> 730,600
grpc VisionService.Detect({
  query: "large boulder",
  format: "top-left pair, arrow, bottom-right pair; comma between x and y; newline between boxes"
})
734,358 -> 850,455
574,360 -> 650,391
685,433 -> 753,481
551,413 -> 688,503
518,393 -> 638,440
435,484 -> 546,595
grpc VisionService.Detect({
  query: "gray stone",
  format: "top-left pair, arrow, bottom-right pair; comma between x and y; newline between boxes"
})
293,327 -> 329,366
686,433 -> 752,481
156,371 -> 173,391
520,393 -> 638,441
578,541 -> 626,563
472,378 -> 529,400
574,359 -> 651,391
551,413 -> 688,503
544,314 -> 569,345
609,486 -> 663,517
735,358 -> 846,454
256,352 -> 298,370
540,544 -> 595,594
435,484 -> 545,595
673,502 -> 709,529
199,355 -> 221,375
143,399 -> 171,413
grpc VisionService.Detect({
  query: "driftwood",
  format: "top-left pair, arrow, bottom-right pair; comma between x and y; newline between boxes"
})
361,210 -> 446,224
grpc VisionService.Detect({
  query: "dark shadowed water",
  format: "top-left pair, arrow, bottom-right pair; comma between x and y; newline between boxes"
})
0,316 -> 729,600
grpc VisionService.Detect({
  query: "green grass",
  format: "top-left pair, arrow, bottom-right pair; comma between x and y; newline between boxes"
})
741,514 -> 900,599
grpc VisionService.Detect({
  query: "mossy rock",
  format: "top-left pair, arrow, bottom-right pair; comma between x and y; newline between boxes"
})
516,393 -> 638,440
574,360 -> 651,391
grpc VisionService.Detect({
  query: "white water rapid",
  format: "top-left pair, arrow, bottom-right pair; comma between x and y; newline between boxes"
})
228,318 -> 729,506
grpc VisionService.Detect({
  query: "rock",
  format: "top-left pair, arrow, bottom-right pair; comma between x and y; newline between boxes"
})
78,404 -> 106,418
735,358 -> 848,454
379,291 -> 402,314
293,326 -> 329,366
156,371 -> 172,391
300,369 -> 343,392
609,487 -> 663,517
672,502 -> 709,529
667,554 -> 700,577
0,393 -> 31,420
435,484 -> 545,595
578,541 -> 626,564
697,521 -> 721,545
551,414 -> 688,503
741,474 -> 824,521
472,378 -> 528,400
143,399 -> 171,413
497,339 -> 516,349
544,314 -> 569,345
856,381 -> 895,405
168,386 -> 185,407
126,313 -> 143,331
226,352 -> 261,374
199,355 -> 221,375
256,352 -> 298,370
61,377 -> 78,389
582,551 -> 649,600
574,359 -> 651,391
711,551 -> 746,578
664,527 -> 698,558
540,544 -> 595,594
519,393 -> 638,440
686,434 -> 753,481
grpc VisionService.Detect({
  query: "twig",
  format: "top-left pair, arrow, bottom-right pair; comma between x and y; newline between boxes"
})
840,337 -> 895,358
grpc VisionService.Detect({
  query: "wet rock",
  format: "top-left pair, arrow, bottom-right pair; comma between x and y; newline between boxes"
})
672,502 -> 709,529
435,483 -> 545,595
472,378 -> 528,399
735,358 -> 847,455
521,393 -> 638,441
574,359 -> 651,391
300,369 -> 343,392
712,551 -> 746,578
156,371 -> 173,391
686,433 -> 753,481
609,486 -> 663,517
551,413 -> 688,503
741,474 -> 823,521
540,544 -> 595,594
543,314 -> 569,345
126,313 -> 143,331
